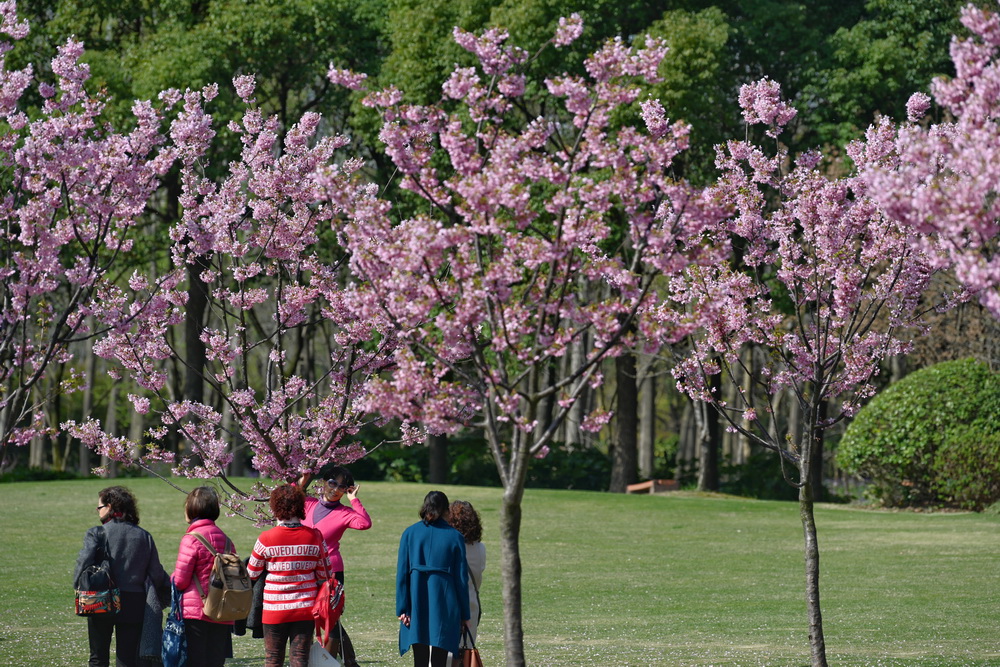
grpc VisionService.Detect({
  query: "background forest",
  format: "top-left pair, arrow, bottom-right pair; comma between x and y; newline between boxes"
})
2,0 -> 998,509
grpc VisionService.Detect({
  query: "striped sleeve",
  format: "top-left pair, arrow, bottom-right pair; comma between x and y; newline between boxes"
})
247,538 -> 267,580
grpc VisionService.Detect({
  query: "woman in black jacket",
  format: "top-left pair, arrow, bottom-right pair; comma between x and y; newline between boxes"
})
75,485 -> 169,667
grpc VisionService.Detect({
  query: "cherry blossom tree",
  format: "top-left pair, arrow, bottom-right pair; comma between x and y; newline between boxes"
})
656,80 -> 934,666
63,74 -> 398,517
0,3 -> 171,460
861,2 -> 1000,318
335,17 -> 722,665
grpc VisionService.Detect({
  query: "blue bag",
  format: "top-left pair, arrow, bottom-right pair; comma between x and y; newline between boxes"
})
161,579 -> 187,667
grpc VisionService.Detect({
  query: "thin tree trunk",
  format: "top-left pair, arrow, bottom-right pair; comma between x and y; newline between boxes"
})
102,382 -> 118,477
638,354 -> 656,479
185,257 -> 209,406
29,392 -> 44,468
427,432 -> 449,484
535,363 -> 556,448
564,333 -> 586,448
678,400 -> 695,474
610,352 -> 638,492
499,482 -> 526,667
809,400 -> 827,502
79,318 -> 98,474
800,473 -> 827,667
128,398 -> 144,463
697,371 -> 721,491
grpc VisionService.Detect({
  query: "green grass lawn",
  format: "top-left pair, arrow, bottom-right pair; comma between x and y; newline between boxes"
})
1,478 -> 998,666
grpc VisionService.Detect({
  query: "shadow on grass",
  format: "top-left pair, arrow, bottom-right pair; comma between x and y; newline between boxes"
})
224,660 -> 387,666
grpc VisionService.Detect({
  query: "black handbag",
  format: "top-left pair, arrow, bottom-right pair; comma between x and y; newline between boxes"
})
74,526 -> 120,616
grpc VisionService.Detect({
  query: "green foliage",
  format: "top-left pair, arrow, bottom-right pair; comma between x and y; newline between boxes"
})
837,358 -> 1000,509
633,6 -> 734,183
523,442 -> 610,491
933,427 -> 1000,511
0,467 -> 81,483
351,436 -> 609,490
651,433 -> 679,480
803,0 -> 965,148
720,450 -> 800,501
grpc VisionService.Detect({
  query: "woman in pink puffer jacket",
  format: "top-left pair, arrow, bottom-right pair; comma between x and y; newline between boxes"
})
172,487 -> 235,667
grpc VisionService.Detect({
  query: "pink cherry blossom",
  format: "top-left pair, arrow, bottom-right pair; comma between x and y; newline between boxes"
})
553,13 -> 583,48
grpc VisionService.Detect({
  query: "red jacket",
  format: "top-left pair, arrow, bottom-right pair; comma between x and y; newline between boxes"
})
172,519 -> 236,624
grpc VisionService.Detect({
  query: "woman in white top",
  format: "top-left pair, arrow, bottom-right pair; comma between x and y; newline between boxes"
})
448,501 -> 486,645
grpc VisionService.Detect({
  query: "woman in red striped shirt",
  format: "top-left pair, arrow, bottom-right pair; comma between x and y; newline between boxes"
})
248,485 -> 331,667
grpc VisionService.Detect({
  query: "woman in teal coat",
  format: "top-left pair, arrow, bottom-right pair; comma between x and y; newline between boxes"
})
396,491 -> 471,667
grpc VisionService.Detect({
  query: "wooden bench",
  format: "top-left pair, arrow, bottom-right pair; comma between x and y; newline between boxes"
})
626,479 -> 679,494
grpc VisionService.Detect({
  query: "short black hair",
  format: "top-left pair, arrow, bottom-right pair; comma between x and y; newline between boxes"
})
318,464 -> 354,487
419,490 -> 450,524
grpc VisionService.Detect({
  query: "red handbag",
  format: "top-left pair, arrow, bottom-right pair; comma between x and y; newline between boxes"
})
461,627 -> 484,667
311,566 -> 345,646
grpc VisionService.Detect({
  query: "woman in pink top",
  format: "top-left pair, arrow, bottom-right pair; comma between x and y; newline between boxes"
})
299,465 -> 371,667
172,487 -> 235,667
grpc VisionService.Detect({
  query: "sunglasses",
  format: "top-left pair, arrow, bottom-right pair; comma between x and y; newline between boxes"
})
325,480 -> 350,491
96,504 -> 108,510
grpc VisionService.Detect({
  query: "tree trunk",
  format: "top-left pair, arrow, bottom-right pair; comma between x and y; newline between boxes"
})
638,354 -> 656,479
609,352 -> 638,492
102,382 -> 118,477
185,257 -> 209,406
697,372 -> 721,491
79,320 -> 98,474
809,400 -> 827,502
29,428 -> 45,468
677,400 -> 697,476
427,432 -> 449,484
499,483 -> 526,667
800,475 -> 828,667
563,332 -> 586,448
128,400 -> 144,463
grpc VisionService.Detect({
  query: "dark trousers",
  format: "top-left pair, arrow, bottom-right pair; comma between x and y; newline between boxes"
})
184,618 -> 232,667
412,643 -> 450,667
86,592 -> 144,667
328,571 -> 357,664
263,620 -> 314,667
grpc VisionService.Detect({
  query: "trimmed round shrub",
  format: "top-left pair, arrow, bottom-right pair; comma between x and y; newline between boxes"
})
933,426 -> 1000,511
837,358 -> 1000,509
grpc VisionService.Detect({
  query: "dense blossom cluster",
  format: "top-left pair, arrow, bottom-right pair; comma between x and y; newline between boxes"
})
332,23 -> 722,489
61,70 -> 397,494
862,3 -> 1000,316
0,11 -> 170,450
661,78 -> 933,463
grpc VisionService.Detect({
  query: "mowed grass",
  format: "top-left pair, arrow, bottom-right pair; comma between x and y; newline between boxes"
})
1,478 -> 998,666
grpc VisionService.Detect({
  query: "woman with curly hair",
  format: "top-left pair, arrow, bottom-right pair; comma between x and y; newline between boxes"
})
74,485 -> 169,667
448,500 -> 485,661
247,484 -> 331,667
